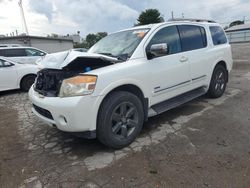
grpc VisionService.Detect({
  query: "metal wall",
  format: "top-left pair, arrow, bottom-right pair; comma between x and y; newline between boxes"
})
226,30 -> 250,43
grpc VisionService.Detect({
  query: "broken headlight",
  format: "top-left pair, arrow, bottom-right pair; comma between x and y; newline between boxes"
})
59,75 -> 97,97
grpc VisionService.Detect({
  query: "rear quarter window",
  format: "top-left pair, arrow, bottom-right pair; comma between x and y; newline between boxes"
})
209,26 -> 227,45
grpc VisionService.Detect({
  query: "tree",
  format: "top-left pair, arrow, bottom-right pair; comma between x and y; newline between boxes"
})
74,32 -> 108,49
136,9 -> 164,26
229,20 -> 244,28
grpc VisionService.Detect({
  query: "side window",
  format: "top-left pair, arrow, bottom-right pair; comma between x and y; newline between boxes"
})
209,26 -> 227,45
178,25 -> 207,52
0,59 -> 13,67
147,26 -> 181,55
5,49 -> 26,57
25,49 -> 45,56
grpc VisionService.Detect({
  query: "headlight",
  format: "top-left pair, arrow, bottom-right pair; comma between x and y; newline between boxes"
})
59,75 -> 97,97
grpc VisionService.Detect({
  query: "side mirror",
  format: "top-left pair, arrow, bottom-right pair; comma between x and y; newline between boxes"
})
40,52 -> 46,56
147,43 -> 168,59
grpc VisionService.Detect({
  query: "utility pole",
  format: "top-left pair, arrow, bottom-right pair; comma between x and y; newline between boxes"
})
182,13 -> 184,18
18,0 -> 29,35
171,11 -> 174,19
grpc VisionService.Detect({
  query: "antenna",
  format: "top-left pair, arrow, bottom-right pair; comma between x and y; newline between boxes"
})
18,0 -> 29,35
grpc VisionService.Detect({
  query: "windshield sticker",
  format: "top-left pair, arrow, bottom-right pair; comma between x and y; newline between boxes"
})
133,30 -> 149,38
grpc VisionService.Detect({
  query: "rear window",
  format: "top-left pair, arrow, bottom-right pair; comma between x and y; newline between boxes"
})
4,49 -> 26,57
178,25 -> 207,52
209,26 -> 227,45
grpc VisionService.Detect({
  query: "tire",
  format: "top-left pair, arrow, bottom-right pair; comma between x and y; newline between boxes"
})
97,91 -> 144,149
20,75 -> 36,92
207,65 -> 228,98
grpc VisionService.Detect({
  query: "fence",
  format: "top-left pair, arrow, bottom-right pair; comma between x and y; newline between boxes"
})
226,30 -> 250,43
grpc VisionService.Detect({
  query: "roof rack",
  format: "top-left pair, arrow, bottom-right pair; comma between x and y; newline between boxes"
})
169,18 -> 216,23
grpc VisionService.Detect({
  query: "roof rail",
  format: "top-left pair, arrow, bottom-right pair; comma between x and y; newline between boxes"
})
169,18 -> 216,23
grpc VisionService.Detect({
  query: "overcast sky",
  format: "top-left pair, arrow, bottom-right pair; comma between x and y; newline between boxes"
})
0,0 -> 249,37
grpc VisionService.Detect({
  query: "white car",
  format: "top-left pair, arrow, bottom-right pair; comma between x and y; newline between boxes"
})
29,20 -> 233,149
0,57 -> 38,92
0,47 -> 46,64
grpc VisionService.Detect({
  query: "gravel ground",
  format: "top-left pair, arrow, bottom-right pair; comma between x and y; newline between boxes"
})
0,43 -> 250,188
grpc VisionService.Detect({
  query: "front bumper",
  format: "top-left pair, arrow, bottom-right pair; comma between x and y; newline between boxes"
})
29,86 -> 104,132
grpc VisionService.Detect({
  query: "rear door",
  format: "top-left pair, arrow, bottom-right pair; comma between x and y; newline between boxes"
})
177,25 -> 209,88
4,48 -> 28,64
0,59 -> 18,91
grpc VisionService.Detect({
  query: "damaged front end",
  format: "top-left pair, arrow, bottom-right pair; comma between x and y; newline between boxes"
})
34,51 -> 118,97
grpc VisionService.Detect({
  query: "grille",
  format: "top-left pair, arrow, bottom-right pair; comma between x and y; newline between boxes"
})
33,104 -> 54,120
34,69 -> 76,97
34,70 -> 63,96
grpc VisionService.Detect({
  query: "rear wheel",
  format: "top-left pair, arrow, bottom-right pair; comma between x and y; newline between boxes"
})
20,75 -> 36,92
207,65 -> 227,98
97,91 -> 144,149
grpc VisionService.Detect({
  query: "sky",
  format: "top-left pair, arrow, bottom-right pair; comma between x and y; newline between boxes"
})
0,0 -> 249,38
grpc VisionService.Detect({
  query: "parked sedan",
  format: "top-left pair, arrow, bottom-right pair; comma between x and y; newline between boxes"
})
0,57 -> 38,92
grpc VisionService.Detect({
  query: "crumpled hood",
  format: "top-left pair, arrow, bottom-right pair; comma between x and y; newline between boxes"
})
36,50 -> 119,70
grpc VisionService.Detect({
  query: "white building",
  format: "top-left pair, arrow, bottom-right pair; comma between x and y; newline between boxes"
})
226,23 -> 250,43
0,35 -> 74,53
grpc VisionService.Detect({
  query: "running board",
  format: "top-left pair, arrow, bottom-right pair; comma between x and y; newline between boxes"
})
149,87 -> 207,116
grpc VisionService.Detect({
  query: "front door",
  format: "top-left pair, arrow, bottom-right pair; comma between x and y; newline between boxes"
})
146,25 -> 191,105
0,59 -> 18,91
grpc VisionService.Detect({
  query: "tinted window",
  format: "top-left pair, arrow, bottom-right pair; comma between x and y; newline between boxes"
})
4,49 -> 26,57
0,49 -> 4,56
178,25 -> 207,52
147,26 -> 181,55
209,26 -> 227,45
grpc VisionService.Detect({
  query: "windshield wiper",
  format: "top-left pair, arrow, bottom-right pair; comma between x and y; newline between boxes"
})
116,54 -> 129,61
98,52 -> 129,62
98,53 -> 116,58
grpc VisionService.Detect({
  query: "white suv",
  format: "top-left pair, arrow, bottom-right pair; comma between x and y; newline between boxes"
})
29,20 -> 233,149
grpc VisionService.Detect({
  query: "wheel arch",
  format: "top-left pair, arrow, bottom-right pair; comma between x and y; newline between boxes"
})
19,73 -> 37,88
214,60 -> 229,82
98,84 -> 149,122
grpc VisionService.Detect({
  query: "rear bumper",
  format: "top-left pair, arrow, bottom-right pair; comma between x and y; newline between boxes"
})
29,86 -> 104,132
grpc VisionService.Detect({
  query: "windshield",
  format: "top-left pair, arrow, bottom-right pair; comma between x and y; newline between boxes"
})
88,29 -> 149,60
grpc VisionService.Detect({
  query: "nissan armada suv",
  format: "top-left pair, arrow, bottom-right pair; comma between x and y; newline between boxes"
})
29,20 -> 233,149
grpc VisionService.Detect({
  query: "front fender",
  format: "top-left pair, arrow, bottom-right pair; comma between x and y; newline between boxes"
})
94,78 -> 148,98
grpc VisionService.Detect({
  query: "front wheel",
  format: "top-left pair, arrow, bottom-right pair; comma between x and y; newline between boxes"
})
20,75 -> 36,92
97,91 -> 144,149
207,65 -> 228,98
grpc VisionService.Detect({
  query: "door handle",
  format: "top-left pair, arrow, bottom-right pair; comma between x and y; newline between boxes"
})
180,56 -> 188,63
